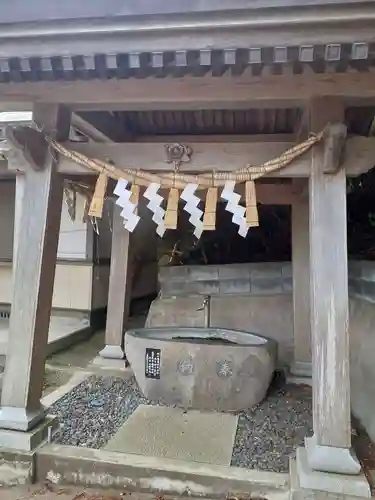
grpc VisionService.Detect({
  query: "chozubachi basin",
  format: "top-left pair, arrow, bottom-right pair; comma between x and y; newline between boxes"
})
125,327 -> 277,412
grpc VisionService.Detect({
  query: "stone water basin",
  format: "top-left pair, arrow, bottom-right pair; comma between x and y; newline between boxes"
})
125,327 -> 277,412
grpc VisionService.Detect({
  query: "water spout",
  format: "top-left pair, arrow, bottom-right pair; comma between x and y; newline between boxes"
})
196,295 -> 210,328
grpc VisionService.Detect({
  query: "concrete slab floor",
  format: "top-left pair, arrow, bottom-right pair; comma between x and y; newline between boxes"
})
43,367 -> 74,396
0,485 -> 210,499
0,315 -> 90,356
47,315 -> 146,370
104,404 -> 238,466
0,366 -> 77,400
47,329 -> 106,370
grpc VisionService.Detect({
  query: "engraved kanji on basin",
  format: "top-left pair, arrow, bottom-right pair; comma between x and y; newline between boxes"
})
177,356 -> 194,376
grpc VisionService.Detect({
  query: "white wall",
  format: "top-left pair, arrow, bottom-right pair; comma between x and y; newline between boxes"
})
0,180 -> 95,311
0,261 -> 92,310
0,181 -> 159,312
0,180 -> 91,262
58,193 -> 89,259
0,182 -> 15,261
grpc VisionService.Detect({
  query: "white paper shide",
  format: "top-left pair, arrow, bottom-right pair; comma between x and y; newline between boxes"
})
143,182 -> 166,237
114,179 -> 140,232
181,183 -> 204,239
221,181 -> 249,238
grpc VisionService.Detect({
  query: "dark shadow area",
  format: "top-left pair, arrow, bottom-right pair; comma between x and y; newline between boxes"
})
159,202 -> 291,265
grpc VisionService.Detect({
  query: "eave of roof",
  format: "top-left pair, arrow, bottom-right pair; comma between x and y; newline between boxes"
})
1,0 -> 373,24
0,1 -> 374,83
0,42 -> 372,84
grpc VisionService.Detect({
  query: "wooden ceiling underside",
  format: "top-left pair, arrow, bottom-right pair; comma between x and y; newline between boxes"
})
121,109 -> 300,136
82,107 -> 375,138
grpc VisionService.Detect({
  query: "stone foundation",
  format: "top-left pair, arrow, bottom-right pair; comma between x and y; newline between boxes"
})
159,260 -> 375,299
348,260 -> 375,302
159,262 -> 291,297
0,450 -> 35,486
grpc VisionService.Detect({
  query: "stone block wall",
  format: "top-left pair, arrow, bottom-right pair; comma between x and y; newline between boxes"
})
348,260 -> 375,302
347,261 -> 375,443
159,262 -> 292,297
349,298 -> 375,443
159,260 -> 375,300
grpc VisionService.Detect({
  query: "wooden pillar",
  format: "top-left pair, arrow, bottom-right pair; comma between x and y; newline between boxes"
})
98,204 -> 133,363
12,174 -> 25,269
0,104 -> 70,432
305,98 -> 360,474
291,187 -> 311,377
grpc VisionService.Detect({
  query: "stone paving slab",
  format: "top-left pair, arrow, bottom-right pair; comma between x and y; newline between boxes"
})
104,404 -> 238,466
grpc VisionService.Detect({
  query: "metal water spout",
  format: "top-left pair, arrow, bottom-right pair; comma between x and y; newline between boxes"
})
197,295 -> 210,328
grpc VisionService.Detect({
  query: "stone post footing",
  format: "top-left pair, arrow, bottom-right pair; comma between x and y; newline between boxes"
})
0,415 -> 57,452
0,406 -> 46,432
305,435 -> 361,475
98,345 -> 125,360
91,356 -> 129,370
292,447 -> 371,498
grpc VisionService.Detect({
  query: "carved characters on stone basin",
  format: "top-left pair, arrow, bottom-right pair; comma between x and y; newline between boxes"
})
176,356 -> 235,378
175,356 -> 260,379
177,356 -> 195,375
216,359 -> 234,378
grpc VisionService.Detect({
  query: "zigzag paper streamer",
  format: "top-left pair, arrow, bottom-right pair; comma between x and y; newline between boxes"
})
114,180 -> 140,232
221,181 -> 249,238
114,179 -> 140,232
144,182 -> 166,237
181,183 -> 204,239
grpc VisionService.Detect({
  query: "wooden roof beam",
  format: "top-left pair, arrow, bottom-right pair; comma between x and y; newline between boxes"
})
1,72 -> 375,111
7,136 -> 375,178
72,112 -> 126,142
71,113 -> 115,143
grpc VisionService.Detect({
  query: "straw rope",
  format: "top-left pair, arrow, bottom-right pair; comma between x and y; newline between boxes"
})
50,131 -> 323,189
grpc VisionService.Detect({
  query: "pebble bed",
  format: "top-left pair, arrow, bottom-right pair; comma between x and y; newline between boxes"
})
48,373 -> 312,472
231,375 -> 313,472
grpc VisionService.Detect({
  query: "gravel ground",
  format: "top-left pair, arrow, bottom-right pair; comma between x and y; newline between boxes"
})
49,375 -> 147,449
48,372 -> 312,472
231,374 -> 313,472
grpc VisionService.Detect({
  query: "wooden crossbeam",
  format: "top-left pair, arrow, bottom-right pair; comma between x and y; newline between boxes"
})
8,135 -> 375,178
1,72 -> 375,112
